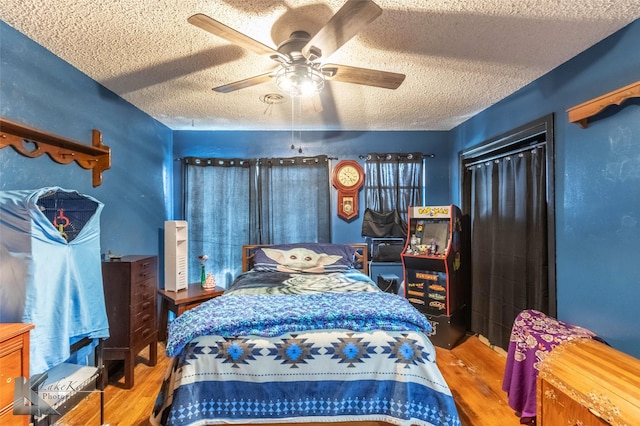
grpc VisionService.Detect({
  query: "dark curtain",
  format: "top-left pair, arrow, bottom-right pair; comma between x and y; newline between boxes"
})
185,155 -> 330,285
468,147 -> 549,349
364,153 -> 423,222
254,156 -> 330,244
184,157 -> 252,288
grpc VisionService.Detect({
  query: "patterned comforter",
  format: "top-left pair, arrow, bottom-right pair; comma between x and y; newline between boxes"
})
151,270 -> 461,426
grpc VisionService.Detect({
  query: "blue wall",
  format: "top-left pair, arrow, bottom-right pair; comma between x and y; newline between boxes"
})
0,21 -> 172,257
173,129 -> 452,243
450,19 -> 640,357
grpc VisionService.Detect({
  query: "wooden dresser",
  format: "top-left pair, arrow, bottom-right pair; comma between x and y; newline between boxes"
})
537,338 -> 640,426
102,255 -> 158,389
0,323 -> 34,426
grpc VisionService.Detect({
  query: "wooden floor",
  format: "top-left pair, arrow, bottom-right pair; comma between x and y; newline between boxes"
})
55,335 -> 521,426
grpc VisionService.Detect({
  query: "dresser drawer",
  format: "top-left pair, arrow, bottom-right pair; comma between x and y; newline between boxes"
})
132,323 -> 155,346
133,304 -> 154,330
133,277 -> 156,301
0,343 -> 22,415
0,324 -> 33,426
132,296 -> 154,315
131,257 -> 156,284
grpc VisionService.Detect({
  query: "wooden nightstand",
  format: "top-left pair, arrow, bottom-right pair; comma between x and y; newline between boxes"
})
158,284 -> 224,341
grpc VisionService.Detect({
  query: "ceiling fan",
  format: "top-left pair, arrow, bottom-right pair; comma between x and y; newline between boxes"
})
188,0 -> 405,98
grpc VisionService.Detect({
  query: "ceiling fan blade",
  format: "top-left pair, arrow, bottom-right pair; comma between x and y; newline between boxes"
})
323,64 -> 405,89
213,72 -> 274,93
188,13 -> 277,57
302,0 -> 382,61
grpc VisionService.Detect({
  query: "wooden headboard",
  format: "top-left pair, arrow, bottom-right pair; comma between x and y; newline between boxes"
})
242,244 -> 369,275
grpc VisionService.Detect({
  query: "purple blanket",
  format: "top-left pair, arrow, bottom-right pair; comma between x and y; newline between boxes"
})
502,309 -> 596,420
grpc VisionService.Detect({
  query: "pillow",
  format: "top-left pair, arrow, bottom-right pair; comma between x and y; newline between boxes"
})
252,243 -> 357,273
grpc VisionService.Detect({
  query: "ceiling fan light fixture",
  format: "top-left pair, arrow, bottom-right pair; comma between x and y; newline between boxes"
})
275,64 -> 325,98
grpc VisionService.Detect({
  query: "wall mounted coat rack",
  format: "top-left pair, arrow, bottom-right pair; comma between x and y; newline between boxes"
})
0,118 -> 111,187
568,80 -> 640,128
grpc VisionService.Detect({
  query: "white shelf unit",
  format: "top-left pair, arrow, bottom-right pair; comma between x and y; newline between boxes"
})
164,220 -> 188,291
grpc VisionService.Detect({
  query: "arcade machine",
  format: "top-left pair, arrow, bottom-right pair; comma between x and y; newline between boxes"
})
401,205 -> 468,349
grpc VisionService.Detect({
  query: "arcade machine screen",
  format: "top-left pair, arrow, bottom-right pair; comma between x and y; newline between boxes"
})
414,219 -> 450,255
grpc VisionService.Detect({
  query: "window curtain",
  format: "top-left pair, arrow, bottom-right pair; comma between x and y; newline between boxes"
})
254,155 -> 330,244
184,157 -> 252,288
364,153 -> 423,222
468,147 -> 548,349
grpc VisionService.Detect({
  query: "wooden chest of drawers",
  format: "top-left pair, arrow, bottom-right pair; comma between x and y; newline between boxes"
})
102,255 -> 158,389
0,323 -> 34,426
537,338 -> 640,426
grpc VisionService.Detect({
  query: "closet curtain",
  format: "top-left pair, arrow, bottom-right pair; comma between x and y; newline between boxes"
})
184,158 -> 252,288
364,153 -> 423,222
254,156 -> 330,244
468,147 -> 549,349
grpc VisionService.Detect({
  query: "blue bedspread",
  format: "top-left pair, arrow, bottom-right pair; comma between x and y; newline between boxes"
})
166,291 -> 432,357
154,270 -> 459,426
154,331 -> 461,426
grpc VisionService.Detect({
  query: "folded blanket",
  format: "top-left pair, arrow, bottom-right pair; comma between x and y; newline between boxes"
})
166,292 -> 432,357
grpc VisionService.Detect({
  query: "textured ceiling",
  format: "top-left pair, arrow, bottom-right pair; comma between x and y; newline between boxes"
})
1,1 -> 639,131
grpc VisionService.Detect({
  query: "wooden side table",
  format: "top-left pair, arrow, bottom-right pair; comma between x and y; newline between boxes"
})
158,284 -> 224,342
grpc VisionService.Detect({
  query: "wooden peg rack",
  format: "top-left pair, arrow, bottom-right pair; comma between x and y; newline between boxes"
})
567,80 -> 640,128
0,118 -> 111,187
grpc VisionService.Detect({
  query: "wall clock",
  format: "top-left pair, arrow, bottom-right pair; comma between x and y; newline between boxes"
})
332,160 -> 365,221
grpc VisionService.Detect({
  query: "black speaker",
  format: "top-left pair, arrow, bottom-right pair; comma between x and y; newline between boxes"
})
377,273 -> 399,294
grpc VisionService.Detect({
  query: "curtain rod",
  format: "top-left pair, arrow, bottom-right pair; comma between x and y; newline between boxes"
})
358,153 -> 435,160
175,155 -> 338,162
464,142 -> 546,169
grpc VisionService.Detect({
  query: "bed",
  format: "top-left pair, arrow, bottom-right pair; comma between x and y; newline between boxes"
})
151,243 -> 460,426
